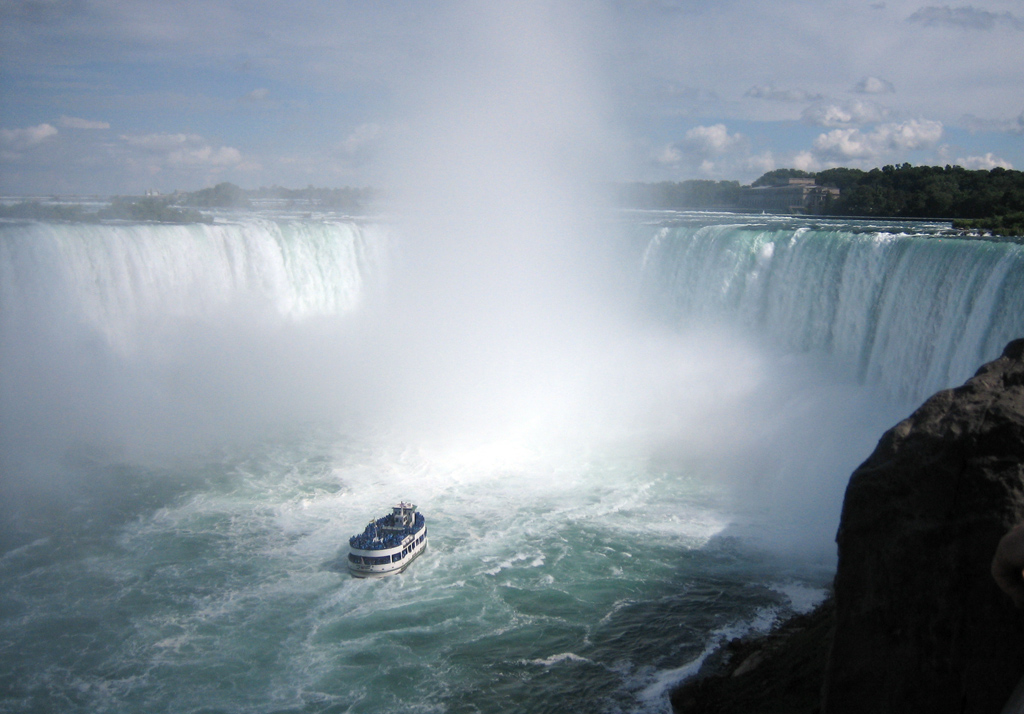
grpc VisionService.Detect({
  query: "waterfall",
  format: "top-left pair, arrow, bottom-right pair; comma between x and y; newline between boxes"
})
3,211 -> 1021,458
0,216 -> 390,459
0,217 -> 388,353
641,216 -> 1024,401
2,211 -> 1021,714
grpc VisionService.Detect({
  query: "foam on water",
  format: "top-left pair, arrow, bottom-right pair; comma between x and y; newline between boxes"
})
1,211 -> 1021,712
0,420 -> 831,713
640,214 -> 1024,402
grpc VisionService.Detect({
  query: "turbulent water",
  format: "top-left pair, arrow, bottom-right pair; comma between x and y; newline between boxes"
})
1,210 -> 1022,713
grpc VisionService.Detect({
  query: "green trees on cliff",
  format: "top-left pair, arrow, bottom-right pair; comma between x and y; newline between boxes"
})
750,169 -> 815,187
810,164 -> 1024,237
618,165 -> 1024,237
815,164 -> 1024,222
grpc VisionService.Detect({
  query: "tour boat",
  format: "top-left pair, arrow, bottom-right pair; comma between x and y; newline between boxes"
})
347,502 -> 427,578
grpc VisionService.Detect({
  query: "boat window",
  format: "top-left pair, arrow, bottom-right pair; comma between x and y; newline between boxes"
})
348,554 -> 363,564
392,553 -> 403,562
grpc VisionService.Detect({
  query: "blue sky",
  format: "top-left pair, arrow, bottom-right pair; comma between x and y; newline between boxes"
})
1,0 -> 1022,195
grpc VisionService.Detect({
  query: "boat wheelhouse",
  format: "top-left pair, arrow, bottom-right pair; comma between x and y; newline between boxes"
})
347,502 -> 427,578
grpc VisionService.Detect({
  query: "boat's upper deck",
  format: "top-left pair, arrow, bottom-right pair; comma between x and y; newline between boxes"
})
349,507 -> 425,551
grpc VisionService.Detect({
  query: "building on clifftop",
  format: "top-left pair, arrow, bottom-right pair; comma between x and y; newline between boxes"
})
737,178 -> 839,214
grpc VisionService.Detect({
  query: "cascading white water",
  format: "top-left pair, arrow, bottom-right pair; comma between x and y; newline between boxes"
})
1,210 -> 1022,714
0,216 -> 390,466
0,217 -> 387,353
641,215 -> 1024,402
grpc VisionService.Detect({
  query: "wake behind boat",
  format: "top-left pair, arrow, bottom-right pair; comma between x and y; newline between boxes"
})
347,502 -> 428,578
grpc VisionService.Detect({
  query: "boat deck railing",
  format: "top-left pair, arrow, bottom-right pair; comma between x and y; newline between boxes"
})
349,512 -> 425,550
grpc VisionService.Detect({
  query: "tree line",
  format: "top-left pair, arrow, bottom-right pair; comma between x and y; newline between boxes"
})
619,164 -> 1024,237
814,164 -> 1024,224
4,170 -> 1022,236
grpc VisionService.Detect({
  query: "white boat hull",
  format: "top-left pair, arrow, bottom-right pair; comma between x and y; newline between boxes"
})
348,538 -> 428,578
347,508 -> 428,578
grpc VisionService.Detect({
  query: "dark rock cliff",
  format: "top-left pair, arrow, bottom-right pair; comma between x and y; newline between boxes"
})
672,339 -> 1024,713
825,338 -> 1024,713
669,598 -> 834,713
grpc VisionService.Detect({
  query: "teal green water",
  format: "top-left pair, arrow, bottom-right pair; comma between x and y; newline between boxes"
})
0,427 -> 832,713
2,211 -> 1021,712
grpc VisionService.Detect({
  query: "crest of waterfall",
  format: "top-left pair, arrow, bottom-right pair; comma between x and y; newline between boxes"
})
0,216 -> 390,459
0,217 -> 388,354
640,216 -> 1024,401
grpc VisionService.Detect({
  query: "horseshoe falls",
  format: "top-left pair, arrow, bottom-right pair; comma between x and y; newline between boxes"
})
640,215 -> 1024,402
1,211 -> 1022,714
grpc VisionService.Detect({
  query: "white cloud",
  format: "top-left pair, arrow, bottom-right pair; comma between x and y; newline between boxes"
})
803,99 -> 889,127
168,145 -> 243,167
656,124 -> 747,167
682,123 -> 746,156
3,1 -> 1023,190
59,115 -> 110,129
884,119 -> 945,148
745,85 -> 823,103
744,151 -> 776,175
655,143 -> 684,166
813,119 -> 944,160
791,151 -> 821,172
907,5 -> 1024,31
0,123 -> 58,150
119,132 -> 244,169
854,77 -> 895,94
655,124 -> 765,178
955,152 -> 1013,170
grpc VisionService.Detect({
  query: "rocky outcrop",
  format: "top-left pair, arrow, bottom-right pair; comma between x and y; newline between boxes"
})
825,338 -> 1024,713
670,598 -> 833,714
671,339 -> 1024,713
